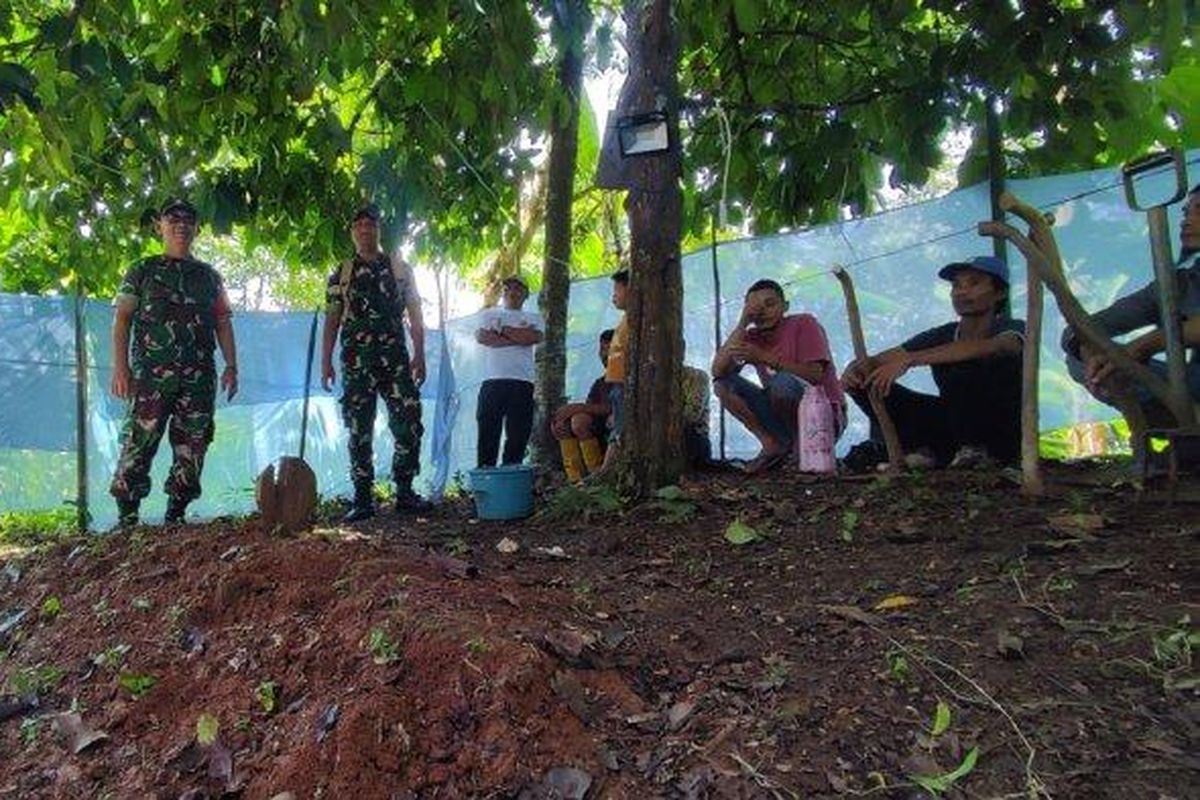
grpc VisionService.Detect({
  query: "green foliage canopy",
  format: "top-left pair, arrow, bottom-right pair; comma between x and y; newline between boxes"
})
0,1 -> 1193,297
0,0 -> 546,296
676,0 -> 1195,232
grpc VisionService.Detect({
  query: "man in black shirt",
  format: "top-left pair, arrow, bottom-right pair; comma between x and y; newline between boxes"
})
840,255 -> 1024,470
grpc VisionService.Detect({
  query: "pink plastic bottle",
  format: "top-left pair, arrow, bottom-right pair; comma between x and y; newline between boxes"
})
797,383 -> 837,473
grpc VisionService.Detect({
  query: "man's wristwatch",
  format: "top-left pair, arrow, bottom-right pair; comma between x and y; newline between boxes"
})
224,365 -> 238,374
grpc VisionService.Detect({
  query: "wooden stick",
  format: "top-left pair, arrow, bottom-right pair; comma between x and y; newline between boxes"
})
977,220 -> 1173,407
833,267 -> 904,470
977,198 -> 1050,495
1020,267 -> 1045,495
996,192 -> 1190,466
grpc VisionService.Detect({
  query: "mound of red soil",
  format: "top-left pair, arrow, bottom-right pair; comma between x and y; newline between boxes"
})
1,524 -> 614,798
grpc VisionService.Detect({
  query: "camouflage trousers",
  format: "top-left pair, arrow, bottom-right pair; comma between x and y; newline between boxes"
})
341,347 -> 423,490
110,365 -> 216,503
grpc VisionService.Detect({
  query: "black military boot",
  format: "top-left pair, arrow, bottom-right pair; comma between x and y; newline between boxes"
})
343,484 -> 376,523
164,498 -> 188,524
394,478 -> 432,514
116,498 -> 140,529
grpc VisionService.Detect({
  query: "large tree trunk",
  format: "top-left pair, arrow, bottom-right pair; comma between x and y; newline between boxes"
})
533,0 -> 590,467
612,0 -> 685,494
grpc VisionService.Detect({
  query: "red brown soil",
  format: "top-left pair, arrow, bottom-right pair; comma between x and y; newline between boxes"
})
1,464 -> 1197,799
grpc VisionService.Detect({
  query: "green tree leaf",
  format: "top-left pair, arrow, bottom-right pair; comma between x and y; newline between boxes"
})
724,518 -> 759,545
195,712 -> 219,746
912,747 -> 979,795
930,699 -> 951,737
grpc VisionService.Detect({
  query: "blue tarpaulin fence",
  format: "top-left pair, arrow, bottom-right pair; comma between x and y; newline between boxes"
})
0,153 -> 1194,527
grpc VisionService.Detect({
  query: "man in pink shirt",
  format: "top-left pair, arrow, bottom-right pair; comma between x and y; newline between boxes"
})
712,279 -> 845,473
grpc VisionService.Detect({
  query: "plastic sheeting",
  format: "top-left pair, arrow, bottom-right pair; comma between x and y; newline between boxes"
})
1,153 -> 1195,527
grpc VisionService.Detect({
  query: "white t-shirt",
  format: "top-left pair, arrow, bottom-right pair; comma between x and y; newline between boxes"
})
478,307 -> 543,383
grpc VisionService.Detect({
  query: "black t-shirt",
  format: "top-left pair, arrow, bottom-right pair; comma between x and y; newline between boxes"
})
902,319 -> 1025,396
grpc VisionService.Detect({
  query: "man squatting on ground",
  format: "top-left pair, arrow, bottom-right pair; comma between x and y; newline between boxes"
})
553,329 -> 614,482
109,199 -> 239,527
1061,184 -> 1200,443
475,276 -> 545,467
840,255 -> 1024,470
711,279 -> 846,474
322,204 -> 430,523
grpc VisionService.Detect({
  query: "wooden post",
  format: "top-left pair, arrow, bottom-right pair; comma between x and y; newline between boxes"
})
711,206 -> 726,461
73,280 -> 89,532
833,267 -> 904,470
1019,250 -> 1045,495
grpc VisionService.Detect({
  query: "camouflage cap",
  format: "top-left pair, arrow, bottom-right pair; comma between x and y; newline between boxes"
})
352,203 -> 381,223
159,198 -> 197,218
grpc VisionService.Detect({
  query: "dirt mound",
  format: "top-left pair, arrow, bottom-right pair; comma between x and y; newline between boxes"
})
1,523 -> 611,798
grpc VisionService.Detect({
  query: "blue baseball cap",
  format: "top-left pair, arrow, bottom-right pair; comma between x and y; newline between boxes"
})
938,255 -> 1009,286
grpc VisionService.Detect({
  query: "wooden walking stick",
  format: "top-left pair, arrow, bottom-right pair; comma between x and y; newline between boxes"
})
982,198 -> 1173,404
974,199 -> 1049,495
834,266 -> 904,470
980,191 -> 1180,471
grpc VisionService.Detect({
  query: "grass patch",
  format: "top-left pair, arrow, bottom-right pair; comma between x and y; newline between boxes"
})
0,507 -> 78,548
1039,418 -> 1131,460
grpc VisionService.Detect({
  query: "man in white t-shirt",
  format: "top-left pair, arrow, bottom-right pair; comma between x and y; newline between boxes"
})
475,277 -> 545,467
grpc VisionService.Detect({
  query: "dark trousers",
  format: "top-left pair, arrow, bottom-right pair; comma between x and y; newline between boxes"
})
476,379 -> 535,467
848,365 -> 1020,465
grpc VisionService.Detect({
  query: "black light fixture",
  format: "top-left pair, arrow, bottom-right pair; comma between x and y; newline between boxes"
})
616,110 -> 672,157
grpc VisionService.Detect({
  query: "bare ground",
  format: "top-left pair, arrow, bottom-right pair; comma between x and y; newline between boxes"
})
1,463 -> 1197,799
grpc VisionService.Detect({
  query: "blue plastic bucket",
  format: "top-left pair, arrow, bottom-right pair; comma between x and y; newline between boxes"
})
468,465 -> 535,520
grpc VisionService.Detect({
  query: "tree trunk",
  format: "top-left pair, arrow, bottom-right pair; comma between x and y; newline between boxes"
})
533,0 -> 590,467
613,0 -> 685,494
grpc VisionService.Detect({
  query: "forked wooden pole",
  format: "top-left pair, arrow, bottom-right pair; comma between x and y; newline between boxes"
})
834,267 -> 904,471
976,198 -> 1050,495
984,192 -> 1187,470
976,220 -> 1173,406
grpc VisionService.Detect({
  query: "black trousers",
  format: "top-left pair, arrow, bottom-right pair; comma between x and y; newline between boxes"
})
476,379 -> 536,467
848,363 -> 1020,465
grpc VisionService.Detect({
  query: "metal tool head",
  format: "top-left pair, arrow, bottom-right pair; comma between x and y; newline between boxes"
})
1122,149 -> 1188,211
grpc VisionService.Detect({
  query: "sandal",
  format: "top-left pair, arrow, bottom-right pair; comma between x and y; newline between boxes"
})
743,450 -> 788,475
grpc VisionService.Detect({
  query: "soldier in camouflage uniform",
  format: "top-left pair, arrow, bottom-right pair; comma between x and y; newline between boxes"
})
321,204 -> 430,521
109,199 -> 239,526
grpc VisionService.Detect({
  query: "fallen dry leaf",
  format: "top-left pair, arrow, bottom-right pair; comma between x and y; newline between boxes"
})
53,712 -> 109,754
873,594 -> 918,611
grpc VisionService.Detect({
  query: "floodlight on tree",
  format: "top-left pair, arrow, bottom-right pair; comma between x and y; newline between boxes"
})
617,111 -> 672,157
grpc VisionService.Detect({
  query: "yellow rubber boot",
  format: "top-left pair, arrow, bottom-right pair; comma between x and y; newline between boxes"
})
579,437 -> 605,474
560,438 -> 585,482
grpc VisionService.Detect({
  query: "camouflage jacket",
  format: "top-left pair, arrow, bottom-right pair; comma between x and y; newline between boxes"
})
325,253 -> 420,351
115,255 -> 231,371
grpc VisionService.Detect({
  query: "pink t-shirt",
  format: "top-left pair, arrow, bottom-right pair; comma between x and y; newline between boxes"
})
744,313 -> 845,410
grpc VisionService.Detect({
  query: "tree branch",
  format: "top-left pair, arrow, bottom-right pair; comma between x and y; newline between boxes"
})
725,9 -> 757,107
681,84 -> 903,118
